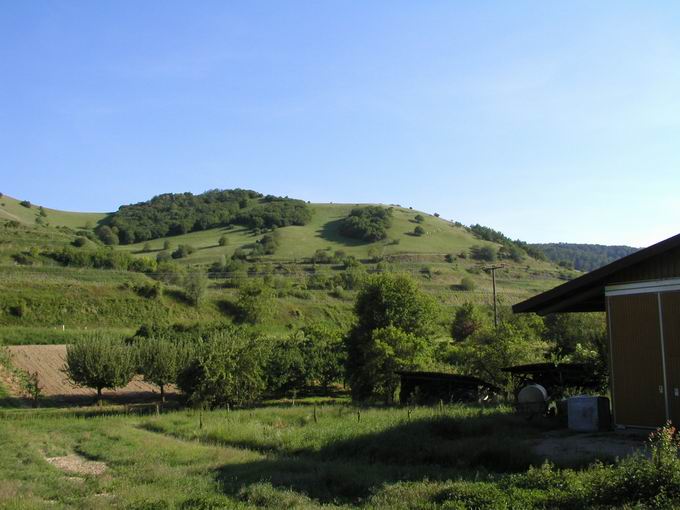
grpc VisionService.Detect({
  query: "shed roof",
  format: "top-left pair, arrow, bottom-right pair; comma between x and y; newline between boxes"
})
513,232 -> 680,315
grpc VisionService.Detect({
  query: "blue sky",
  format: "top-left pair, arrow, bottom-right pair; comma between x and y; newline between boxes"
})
2,2 -> 679,246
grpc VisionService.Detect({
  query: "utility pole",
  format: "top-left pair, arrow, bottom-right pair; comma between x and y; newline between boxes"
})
484,264 -> 504,327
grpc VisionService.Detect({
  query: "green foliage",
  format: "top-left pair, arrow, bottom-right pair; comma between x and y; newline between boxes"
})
47,246 -> 158,273
413,225 -> 425,236
459,276 -> 476,291
414,214 -> 425,223
19,200 -> 31,208
470,245 -> 497,262
451,302 -> 488,341
103,189 -> 312,244
453,315 -> 547,387
172,244 -> 195,259
176,328 -> 269,407
237,279 -> 276,324
136,336 -> 191,400
183,271 -> 208,306
95,225 -> 119,245
218,234 -> 229,246
531,242 -> 638,271
346,273 -> 437,400
72,236 -> 88,247
64,334 -> 136,399
339,206 -> 393,242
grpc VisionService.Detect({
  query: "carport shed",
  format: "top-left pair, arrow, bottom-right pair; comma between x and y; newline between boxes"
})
514,232 -> 680,429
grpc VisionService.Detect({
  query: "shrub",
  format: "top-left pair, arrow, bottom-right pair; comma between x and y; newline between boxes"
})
414,214 -> 425,223
236,279 -> 275,324
9,301 -> 27,317
72,236 -> 88,248
460,277 -> 476,291
19,200 -> 31,208
451,303 -> 488,341
96,225 -> 119,246
172,244 -> 195,259
156,250 -> 171,263
218,235 -> 228,246
38,206 -> 47,217
413,225 -> 425,236
176,328 -> 269,407
136,337 -> 191,401
64,334 -> 136,401
470,245 -> 497,261
183,271 -> 208,306
445,253 -> 455,263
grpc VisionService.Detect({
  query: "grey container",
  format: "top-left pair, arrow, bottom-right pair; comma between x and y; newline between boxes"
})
567,396 -> 611,432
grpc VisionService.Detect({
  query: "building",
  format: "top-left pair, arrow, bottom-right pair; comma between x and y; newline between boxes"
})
513,233 -> 680,429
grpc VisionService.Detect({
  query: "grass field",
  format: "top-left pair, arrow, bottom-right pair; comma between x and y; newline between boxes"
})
0,195 -> 107,230
0,401 -> 663,509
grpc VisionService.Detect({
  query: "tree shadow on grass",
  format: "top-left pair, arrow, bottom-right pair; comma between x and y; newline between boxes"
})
209,411 -> 562,505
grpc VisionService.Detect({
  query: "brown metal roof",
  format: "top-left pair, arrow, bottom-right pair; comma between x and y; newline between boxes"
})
513,232 -> 680,315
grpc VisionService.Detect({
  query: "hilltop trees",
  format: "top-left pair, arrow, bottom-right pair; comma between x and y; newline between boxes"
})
99,189 -> 312,244
339,206 -> 393,242
64,334 -> 136,402
345,273 -> 437,401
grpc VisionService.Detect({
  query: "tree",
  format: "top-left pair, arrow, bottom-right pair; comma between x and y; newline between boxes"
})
137,337 -> 190,401
218,235 -> 229,246
366,326 -> 431,403
38,206 -> 47,217
237,279 -> 275,324
414,214 -> 425,223
183,271 -> 208,306
470,245 -> 497,262
19,200 -> 31,208
451,302 -> 488,341
96,225 -> 119,246
345,273 -> 437,400
163,240 -> 171,250
72,236 -> 88,248
142,242 -> 152,252
172,244 -> 195,259
64,335 -> 135,402
177,328 -> 269,407
413,225 -> 426,236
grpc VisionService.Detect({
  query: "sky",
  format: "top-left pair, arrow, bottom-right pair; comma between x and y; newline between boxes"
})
2,2 -> 680,247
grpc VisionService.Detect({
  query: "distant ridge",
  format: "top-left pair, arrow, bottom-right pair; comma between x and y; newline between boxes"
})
529,243 -> 639,272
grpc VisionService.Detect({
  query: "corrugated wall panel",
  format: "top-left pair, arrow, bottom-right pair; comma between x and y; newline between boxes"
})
661,291 -> 680,425
608,293 -> 666,427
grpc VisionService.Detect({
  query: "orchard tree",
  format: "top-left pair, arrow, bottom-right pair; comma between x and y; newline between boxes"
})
137,337 -> 190,401
177,328 -> 269,407
64,334 -> 135,402
345,273 -> 437,401
237,279 -> 275,324
183,271 -> 208,306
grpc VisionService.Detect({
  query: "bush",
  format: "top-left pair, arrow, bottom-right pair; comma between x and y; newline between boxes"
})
460,277 -> 476,291
183,271 -> 208,306
64,334 -> 136,401
414,214 -> 425,223
96,225 -> 119,246
218,235 -> 229,246
470,245 -> 497,262
413,225 -> 425,236
172,244 -> 195,259
176,328 -> 269,407
8,301 -> 28,318
72,236 -> 88,248
237,279 -> 275,324
19,200 -> 31,208
451,303 -> 488,341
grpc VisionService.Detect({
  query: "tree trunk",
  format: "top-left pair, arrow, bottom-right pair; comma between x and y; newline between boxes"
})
160,384 -> 165,403
97,387 -> 103,406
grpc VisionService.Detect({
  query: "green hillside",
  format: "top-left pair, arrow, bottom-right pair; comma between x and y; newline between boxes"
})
0,192 -> 576,344
0,194 -> 107,229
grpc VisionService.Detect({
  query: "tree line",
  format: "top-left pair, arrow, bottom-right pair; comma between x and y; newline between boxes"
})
96,189 -> 313,245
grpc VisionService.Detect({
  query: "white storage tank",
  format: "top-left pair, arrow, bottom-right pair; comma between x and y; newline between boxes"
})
567,396 -> 611,432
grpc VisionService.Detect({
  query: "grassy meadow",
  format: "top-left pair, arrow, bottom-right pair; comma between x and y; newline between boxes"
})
0,401 -> 673,510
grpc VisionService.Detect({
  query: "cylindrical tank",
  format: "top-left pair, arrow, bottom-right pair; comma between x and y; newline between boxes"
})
517,384 -> 548,404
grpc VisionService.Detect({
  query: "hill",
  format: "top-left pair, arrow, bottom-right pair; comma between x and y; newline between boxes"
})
529,243 -> 639,272
0,190 -> 576,344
